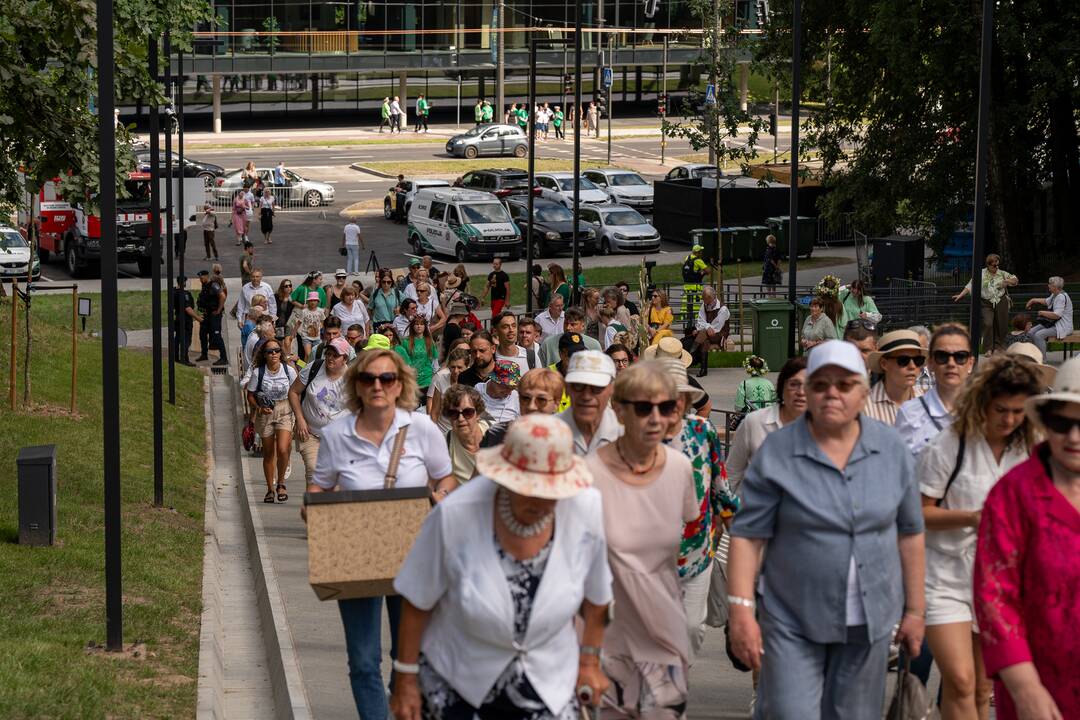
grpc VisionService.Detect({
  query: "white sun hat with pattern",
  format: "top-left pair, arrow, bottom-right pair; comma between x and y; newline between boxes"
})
475,414 -> 594,499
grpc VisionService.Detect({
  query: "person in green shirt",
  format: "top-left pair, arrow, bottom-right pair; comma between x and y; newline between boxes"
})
516,104 -> 528,130
481,100 -> 493,123
290,271 -> 327,309
553,105 -> 565,139
414,94 -> 430,133
474,99 -> 484,127
395,315 -> 438,392
838,279 -> 882,336
378,97 -> 391,133
735,355 -> 779,411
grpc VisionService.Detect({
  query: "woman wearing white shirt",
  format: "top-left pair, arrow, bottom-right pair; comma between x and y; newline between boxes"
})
413,282 -> 447,335
309,349 -> 455,720
330,285 -> 371,339
918,353 -> 1041,720
896,323 -> 974,457
389,414 -> 612,720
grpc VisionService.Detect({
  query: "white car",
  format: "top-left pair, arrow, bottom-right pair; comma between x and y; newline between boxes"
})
533,172 -> 610,208
384,178 -> 451,221
408,188 -> 522,262
0,224 -> 41,280
582,168 -> 654,212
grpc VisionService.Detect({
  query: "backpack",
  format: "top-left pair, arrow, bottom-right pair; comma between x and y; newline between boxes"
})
535,278 -> 551,307
299,358 -> 324,405
682,254 -> 700,283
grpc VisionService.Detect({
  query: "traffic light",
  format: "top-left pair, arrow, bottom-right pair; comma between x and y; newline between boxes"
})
768,111 -> 778,136
658,93 -> 667,116
596,87 -> 607,116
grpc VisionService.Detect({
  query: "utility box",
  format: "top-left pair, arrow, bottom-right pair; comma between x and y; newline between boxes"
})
750,299 -> 793,371
872,235 -> 925,286
17,445 -> 57,547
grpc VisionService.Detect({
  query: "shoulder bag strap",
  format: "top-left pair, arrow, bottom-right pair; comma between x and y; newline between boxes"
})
935,434 -> 966,507
383,424 -> 411,489
919,395 -> 943,431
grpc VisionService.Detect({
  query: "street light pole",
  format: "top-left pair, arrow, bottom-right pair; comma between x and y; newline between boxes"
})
164,30 -> 176,403
496,0 -> 505,116
148,35 -> 164,509
572,0 -> 582,303
968,0 -> 994,354
527,40 -> 538,316
97,0 -> 123,653
177,45 -> 187,369
786,0 -> 802,358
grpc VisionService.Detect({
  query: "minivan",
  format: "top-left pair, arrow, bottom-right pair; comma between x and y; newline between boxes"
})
408,188 -> 522,262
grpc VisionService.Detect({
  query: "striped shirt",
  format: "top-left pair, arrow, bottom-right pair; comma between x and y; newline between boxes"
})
862,380 -> 924,426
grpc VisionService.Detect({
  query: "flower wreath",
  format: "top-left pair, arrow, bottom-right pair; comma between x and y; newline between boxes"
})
743,355 -> 770,377
815,274 -> 842,299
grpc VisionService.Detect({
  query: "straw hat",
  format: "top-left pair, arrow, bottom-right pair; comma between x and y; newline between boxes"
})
868,329 -> 927,373
1007,342 -> 1058,391
1025,356 -> 1080,428
445,275 -> 462,290
642,336 -> 692,367
475,415 -> 594,500
657,358 -> 705,403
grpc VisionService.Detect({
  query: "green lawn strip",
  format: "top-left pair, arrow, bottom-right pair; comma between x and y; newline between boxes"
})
29,291 -> 165,334
361,158 -> 612,176
0,293 -> 206,718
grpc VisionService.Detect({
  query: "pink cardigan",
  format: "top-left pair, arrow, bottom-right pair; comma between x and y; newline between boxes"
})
974,445 -> 1080,720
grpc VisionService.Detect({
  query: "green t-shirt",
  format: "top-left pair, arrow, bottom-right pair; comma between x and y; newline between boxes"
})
380,102 -> 390,120
417,98 -> 430,116
553,111 -> 564,127
516,108 -> 528,126
290,284 -> 327,308
481,105 -> 493,121
474,104 -> 484,121
395,339 -> 438,387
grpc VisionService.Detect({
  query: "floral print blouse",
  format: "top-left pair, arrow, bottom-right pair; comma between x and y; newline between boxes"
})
974,445 -> 1080,720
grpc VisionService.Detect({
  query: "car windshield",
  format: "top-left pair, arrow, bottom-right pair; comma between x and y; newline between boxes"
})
690,166 -> 719,178
535,205 -> 574,222
0,230 -> 28,251
602,209 -> 647,226
461,203 -> 512,224
555,177 -> 599,191
610,173 -> 648,187
462,127 -> 484,137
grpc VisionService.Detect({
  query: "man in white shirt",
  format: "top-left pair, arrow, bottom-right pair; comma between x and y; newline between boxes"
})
342,221 -> 364,275
389,96 -> 403,132
492,311 -> 530,377
557,350 -> 622,455
476,359 -> 521,425
689,286 -> 730,377
533,294 -> 565,340
236,268 -> 278,325
517,318 -> 543,370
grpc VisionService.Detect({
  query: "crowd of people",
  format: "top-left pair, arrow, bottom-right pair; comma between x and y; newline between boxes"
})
219,253 -> 1080,720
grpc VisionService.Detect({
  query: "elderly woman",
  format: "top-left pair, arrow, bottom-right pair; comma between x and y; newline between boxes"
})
728,340 -> 926,719
586,361 -> 699,718
761,234 -> 782,295
974,357 -> 1080,720
800,296 -> 837,350
389,414 -> 613,720
896,323 -> 974,456
309,350 -> 455,720
919,353 -> 1041,720
232,189 -> 249,244
331,285 -> 371,340
1025,275 -> 1074,359
952,253 -> 1019,351
427,345 -> 472,431
442,384 -> 497,485
414,282 -> 448,335
518,367 -> 565,415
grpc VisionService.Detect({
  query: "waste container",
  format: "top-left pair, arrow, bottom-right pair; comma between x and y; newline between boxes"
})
17,445 -> 57,547
744,225 -> 771,263
750,299 -> 793,370
690,228 -> 718,265
765,216 -> 817,258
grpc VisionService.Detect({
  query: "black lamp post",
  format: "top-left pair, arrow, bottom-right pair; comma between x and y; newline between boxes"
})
785,0 -> 802,357
967,0 -> 994,354
148,36 -> 164,508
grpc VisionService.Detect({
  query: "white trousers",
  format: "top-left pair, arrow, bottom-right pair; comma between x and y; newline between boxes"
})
680,568 -> 712,662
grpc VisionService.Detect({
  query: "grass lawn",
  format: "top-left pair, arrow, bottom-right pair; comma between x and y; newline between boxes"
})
361,158 -> 611,176
0,292 -> 206,718
28,291 -> 167,336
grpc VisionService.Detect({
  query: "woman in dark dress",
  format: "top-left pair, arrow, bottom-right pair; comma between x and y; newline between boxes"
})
761,234 -> 782,296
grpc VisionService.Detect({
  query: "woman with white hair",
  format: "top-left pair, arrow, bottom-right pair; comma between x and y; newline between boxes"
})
1024,276 -> 1073,359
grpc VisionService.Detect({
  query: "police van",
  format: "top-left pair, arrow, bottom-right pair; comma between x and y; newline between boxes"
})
407,188 -> 522,262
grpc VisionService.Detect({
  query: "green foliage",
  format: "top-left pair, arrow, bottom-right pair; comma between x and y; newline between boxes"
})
0,0 -> 212,214
262,15 -> 281,52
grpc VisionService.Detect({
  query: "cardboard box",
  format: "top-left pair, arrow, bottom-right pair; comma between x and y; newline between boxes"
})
305,487 -> 431,601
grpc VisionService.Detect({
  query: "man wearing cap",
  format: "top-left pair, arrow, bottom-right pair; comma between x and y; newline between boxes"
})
728,340 -> 926,719
173,275 -> 199,366
681,243 -> 710,321
477,358 -> 522,425
547,332 -> 587,412
864,329 -> 927,425
237,268 -> 278,327
540,308 -> 600,367
196,269 -> 229,365
558,350 -> 623,455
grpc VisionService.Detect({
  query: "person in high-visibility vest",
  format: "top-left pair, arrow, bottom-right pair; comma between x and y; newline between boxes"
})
474,98 -> 484,127
681,243 -> 710,322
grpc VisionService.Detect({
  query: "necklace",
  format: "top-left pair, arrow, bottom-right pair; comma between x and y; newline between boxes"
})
497,489 -> 553,538
615,440 -> 659,475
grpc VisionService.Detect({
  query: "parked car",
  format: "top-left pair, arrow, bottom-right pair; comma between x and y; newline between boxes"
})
212,167 -> 334,207
408,188 -> 521,262
135,150 -> 225,187
533,172 -> 610,207
456,169 -> 541,200
664,163 -> 720,181
577,204 -> 661,255
0,223 -> 41,281
504,197 -> 599,258
446,124 -> 529,158
582,168 -> 654,213
384,178 -> 451,222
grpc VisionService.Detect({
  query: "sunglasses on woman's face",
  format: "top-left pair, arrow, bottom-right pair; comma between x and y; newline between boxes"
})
444,407 -> 478,420
931,350 -> 971,366
356,371 -> 399,386
264,347 -> 282,355
1040,412 -> 1080,435
617,399 -> 679,417
890,354 -> 926,368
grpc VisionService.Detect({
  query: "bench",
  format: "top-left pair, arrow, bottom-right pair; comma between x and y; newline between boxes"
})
1061,331 -> 1080,359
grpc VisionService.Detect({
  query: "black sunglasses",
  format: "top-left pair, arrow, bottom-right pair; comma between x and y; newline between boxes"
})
444,407 -> 478,420
617,399 -> 679,417
845,319 -> 876,332
1039,412 -> 1080,435
356,371 -> 399,386
932,350 -> 972,365
890,355 -> 926,368
263,347 -> 282,355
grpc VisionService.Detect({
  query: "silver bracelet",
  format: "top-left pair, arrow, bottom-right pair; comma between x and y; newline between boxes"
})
392,659 -> 420,675
727,595 -> 756,609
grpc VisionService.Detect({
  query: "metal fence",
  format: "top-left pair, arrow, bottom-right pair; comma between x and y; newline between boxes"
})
206,184 -> 331,214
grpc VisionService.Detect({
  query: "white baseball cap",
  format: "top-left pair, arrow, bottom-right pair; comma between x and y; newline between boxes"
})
564,350 -> 616,388
807,340 -> 868,379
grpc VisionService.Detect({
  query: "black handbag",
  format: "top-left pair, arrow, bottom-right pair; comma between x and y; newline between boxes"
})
339,247 -> 348,256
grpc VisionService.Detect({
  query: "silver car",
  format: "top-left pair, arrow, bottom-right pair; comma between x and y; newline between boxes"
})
582,168 -> 654,212
534,172 -> 610,207
212,167 -> 335,207
445,124 -> 529,159
578,204 -> 661,255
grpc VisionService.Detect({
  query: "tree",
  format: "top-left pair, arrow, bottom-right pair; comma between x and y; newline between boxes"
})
753,0 -> 1080,276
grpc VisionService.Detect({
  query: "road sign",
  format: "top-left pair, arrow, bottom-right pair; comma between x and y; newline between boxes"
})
602,67 -> 613,89
704,83 -> 716,104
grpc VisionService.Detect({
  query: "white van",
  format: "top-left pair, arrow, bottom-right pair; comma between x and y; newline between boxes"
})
408,188 -> 522,262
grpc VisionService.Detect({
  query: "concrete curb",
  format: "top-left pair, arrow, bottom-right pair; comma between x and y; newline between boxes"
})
350,163 -> 397,178
229,375 -> 314,720
196,375 -> 226,719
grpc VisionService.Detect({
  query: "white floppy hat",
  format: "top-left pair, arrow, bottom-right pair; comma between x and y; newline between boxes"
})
657,357 -> 705,403
1006,342 -> 1058,389
807,340 -> 868,379
642,336 -> 693,367
475,414 -> 594,499
564,350 -> 615,388
1025,356 -> 1080,428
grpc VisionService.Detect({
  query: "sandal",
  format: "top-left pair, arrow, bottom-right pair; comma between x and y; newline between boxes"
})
264,490 -> 275,504
276,483 -> 288,503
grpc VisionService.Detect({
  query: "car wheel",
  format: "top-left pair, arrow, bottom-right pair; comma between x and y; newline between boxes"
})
455,244 -> 468,263
410,233 -> 423,255
304,190 -> 323,207
600,239 -> 611,255
464,146 -> 478,159
513,144 -> 527,158
65,242 -> 82,278
199,172 -> 215,188
383,199 -> 394,220
530,237 -> 545,259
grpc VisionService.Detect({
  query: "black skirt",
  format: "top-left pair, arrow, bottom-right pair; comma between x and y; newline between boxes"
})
260,209 -> 274,234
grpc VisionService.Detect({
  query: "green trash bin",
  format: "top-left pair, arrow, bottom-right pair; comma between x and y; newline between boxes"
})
765,216 -> 817,258
689,228 -> 718,265
750,299 -> 793,370
742,225 -> 770,263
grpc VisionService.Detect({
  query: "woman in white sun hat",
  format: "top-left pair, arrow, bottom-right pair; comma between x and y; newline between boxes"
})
390,414 -> 613,720
974,356 -> 1080,720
